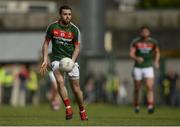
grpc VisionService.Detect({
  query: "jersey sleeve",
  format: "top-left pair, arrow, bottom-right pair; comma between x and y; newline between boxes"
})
130,41 -> 136,48
150,37 -> 159,49
73,27 -> 81,45
45,24 -> 53,40
130,37 -> 140,49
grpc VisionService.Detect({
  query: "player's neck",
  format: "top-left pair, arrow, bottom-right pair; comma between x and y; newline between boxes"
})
140,36 -> 149,42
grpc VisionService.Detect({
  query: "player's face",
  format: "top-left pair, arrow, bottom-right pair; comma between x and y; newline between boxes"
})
60,9 -> 72,25
140,28 -> 150,38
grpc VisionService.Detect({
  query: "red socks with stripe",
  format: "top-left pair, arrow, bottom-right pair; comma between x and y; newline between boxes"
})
79,106 -> 85,112
63,99 -> 71,109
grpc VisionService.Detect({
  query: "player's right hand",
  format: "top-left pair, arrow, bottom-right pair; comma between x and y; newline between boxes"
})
136,57 -> 144,63
40,60 -> 48,75
154,60 -> 160,69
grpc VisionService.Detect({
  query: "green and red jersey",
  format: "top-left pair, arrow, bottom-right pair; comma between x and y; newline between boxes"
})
46,20 -> 80,62
130,37 -> 159,68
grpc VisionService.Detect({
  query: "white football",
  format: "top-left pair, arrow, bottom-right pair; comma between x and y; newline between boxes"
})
59,57 -> 74,72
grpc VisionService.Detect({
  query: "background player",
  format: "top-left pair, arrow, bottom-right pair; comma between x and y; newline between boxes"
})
129,26 -> 160,114
40,5 -> 88,120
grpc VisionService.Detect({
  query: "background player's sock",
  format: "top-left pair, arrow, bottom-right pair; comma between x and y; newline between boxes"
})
147,101 -> 154,114
134,101 -> 140,113
147,101 -> 154,109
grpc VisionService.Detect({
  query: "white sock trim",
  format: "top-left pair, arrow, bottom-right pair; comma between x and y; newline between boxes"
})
66,106 -> 71,109
148,105 -> 153,109
80,110 -> 85,113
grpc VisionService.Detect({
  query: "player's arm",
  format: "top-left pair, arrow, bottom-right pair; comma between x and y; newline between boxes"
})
40,24 -> 52,75
154,46 -> 160,69
129,45 -> 144,63
42,38 -> 50,63
40,38 -> 50,75
72,44 -> 80,62
72,28 -> 80,62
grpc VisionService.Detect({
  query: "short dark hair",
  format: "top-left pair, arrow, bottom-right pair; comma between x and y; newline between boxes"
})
139,25 -> 150,31
59,5 -> 72,14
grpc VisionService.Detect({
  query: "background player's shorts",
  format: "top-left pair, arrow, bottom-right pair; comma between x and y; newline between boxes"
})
51,61 -> 79,80
132,67 -> 154,80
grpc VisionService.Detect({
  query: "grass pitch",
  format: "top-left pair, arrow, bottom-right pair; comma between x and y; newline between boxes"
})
0,103 -> 180,126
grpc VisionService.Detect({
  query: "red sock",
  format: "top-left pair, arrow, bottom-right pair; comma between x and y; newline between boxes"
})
134,101 -> 139,107
79,106 -> 85,112
63,99 -> 71,108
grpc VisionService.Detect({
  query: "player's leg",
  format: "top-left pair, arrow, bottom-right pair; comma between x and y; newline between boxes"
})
69,79 -> 88,120
68,63 -> 88,120
51,61 -> 73,120
144,67 -> 155,114
133,67 -> 143,113
134,80 -> 141,113
145,78 -> 154,113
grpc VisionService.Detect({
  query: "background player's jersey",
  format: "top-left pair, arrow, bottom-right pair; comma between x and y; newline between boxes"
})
46,20 -> 80,61
130,37 -> 159,68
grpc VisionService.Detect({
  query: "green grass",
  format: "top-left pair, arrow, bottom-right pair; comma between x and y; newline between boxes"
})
0,103 -> 180,126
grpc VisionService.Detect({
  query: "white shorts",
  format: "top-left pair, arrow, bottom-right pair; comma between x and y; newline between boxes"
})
51,61 -> 79,80
48,71 -> 58,88
132,67 -> 154,80
48,71 -> 56,82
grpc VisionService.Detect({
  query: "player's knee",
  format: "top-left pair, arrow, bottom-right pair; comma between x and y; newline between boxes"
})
134,85 -> 140,92
134,88 -> 140,93
147,86 -> 153,91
